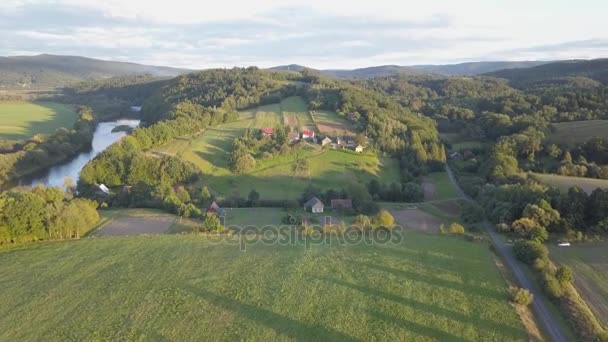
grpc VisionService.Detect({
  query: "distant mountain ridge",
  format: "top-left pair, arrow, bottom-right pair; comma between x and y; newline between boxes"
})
0,54 -> 192,89
269,61 -> 551,78
485,58 -> 608,85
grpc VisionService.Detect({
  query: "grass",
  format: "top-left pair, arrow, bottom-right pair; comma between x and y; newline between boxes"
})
451,141 -> 486,152
280,96 -> 314,131
424,172 -> 461,201
312,110 -> 356,136
0,232 -> 527,341
531,172 -> 608,194
549,120 -> 608,146
550,242 -> 608,326
155,98 -> 401,200
0,101 -> 78,140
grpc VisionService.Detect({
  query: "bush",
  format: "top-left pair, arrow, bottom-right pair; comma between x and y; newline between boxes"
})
373,210 -> 394,228
511,288 -> 534,306
556,266 -> 573,284
543,273 -> 564,300
448,223 -> 466,234
513,240 -> 549,265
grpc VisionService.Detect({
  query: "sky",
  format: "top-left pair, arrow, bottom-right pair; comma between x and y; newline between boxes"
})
1,0 -> 607,69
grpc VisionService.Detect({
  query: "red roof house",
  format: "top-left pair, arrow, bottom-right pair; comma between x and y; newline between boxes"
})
261,128 -> 274,136
301,130 -> 315,139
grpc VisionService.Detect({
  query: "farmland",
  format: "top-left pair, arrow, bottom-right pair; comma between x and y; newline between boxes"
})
312,110 -> 356,136
0,231 -> 527,341
422,172 -> 461,201
551,243 -> 608,326
549,120 -> 608,145
531,172 -> 608,194
0,101 -> 78,140
154,97 -> 401,200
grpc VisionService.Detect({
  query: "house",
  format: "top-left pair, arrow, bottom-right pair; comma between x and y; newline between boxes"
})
304,196 -> 324,213
98,184 -> 110,194
355,145 -> 364,153
449,151 -> 462,159
301,130 -> 315,139
288,131 -> 300,142
261,128 -> 274,137
321,137 -> 332,146
463,149 -> 476,159
331,199 -> 353,209
207,201 -> 225,216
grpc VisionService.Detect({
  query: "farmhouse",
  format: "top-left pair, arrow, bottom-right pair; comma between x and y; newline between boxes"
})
304,196 -> 324,213
260,128 -> 274,137
331,199 -> 353,209
355,145 -> 364,153
301,130 -> 315,139
207,201 -> 225,216
321,137 -> 332,146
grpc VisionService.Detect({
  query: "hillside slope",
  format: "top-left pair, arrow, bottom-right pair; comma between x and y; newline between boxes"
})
411,61 -> 549,76
485,59 -> 608,85
0,54 -> 191,89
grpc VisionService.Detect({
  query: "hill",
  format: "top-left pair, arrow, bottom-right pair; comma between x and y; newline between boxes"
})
411,61 -> 549,76
485,58 -> 608,86
0,54 -> 192,89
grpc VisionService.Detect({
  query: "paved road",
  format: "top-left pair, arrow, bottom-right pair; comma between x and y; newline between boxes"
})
445,165 -> 567,342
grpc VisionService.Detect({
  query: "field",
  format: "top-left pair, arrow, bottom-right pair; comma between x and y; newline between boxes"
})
0,101 -> 78,140
0,231 -> 527,341
95,209 -> 177,236
155,97 -> 401,200
312,110 -> 356,136
550,243 -> 608,326
280,96 -> 314,131
549,120 -> 608,145
422,172 -> 461,201
531,172 -> 608,194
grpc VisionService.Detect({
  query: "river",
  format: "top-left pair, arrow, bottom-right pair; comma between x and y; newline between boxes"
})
20,119 -> 140,188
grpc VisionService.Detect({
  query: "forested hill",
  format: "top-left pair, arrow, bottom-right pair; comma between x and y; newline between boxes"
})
411,61 -> 549,76
486,58 -> 608,86
0,54 -> 191,89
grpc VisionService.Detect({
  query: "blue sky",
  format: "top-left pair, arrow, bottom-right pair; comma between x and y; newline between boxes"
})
1,0 -> 607,69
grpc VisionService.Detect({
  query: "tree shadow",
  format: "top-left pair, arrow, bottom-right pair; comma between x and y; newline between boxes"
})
0,101 -> 69,141
366,310 -> 468,342
315,276 -> 524,340
183,285 -> 361,341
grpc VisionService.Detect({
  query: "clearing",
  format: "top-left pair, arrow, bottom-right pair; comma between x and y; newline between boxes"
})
549,120 -> 608,146
531,173 -> 608,194
0,101 -> 78,141
550,242 -> 608,326
0,232 -> 527,341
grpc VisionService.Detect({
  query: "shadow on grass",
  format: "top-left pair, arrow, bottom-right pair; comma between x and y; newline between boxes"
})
315,276 -> 524,340
0,102 -> 71,141
367,310 -> 468,341
183,285 -> 360,341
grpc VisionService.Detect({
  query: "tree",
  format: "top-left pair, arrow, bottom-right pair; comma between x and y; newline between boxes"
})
201,213 -> 223,232
373,210 -> 394,228
556,266 -> 573,284
200,186 -> 211,202
248,189 -> 260,206
233,154 -> 256,173
511,288 -> 533,306
513,240 -> 548,265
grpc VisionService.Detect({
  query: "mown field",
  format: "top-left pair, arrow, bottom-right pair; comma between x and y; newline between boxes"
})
422,172 -> 461,201
155,97 -> 401,200
550,243 -> 608,326
0,101 -> 78,140
0,232 -> 527,341
531,173 -> 608,194
549,120 -> 608,145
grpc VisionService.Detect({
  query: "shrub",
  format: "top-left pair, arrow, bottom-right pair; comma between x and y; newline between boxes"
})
511,288 -> 534,306
556,266 -> 573,284
513,240 -> 549,265
201,213 -> 223,232
373,210 -> 394,228
543,273 -> 564,300
448,223 -> 465,234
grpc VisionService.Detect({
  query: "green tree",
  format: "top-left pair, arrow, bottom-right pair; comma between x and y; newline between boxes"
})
555,266 -> 573,284
248,189 -> 260,206
201,213 -> 223,232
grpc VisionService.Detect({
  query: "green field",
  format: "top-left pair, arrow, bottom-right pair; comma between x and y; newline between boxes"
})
280,96 -> 314,130
0,101 -> 78,140
155,98 -> 401,200
549,120 -> 608,145
313,110 -> 356,136
424,172 -> 461,201
532,173 -> 608,194
0,232 -> 527,341
551,243 -> 608,326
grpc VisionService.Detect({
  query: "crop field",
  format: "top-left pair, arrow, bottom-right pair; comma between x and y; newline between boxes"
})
0,231 -> 527,341
532,173 -> 608,194
549,120 -> 608,145
280,96 -> 314,131
0,101 -> 78,140
551,243 -> 608,326
155,100 -> 400,200
312,110 -> 356,136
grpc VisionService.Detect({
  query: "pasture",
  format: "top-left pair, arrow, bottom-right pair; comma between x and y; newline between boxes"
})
531,173 -> 608,194
280,96 -> 314,131
0,232 -> 527,341
0,101 -> 78,140
422,172 -> 461,201
549,120 -> 608,145
550,243 -> 608,326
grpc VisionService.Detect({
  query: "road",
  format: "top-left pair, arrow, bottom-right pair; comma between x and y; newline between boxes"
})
445,165 -> 567,342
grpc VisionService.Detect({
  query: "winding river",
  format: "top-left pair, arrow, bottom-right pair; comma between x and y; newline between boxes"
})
20,119 -> 140,188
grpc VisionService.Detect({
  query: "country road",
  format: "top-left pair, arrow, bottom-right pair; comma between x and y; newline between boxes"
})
445,165 -> 567,342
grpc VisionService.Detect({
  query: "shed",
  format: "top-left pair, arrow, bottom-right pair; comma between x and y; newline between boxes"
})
321,137 -> 332,146
207,201 -> 225,216
304,196 -> 324,213
355,145 -> 364,153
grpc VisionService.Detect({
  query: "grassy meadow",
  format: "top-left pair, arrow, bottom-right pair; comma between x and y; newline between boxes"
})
0,232 -> 527,341
155,97 -> 401,200
0,101 -> 78,140
549,120 -> 608,145
531,173 -> 608,194
280,96 -> 314,130
424,172 -> 461,201
551,243 -> 608,326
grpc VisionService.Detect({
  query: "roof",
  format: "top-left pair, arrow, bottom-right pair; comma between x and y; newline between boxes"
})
322,137 -> 332,142
261,128 -> 273,135
207,201 -> 224,215
302,130 -> 314,136
304,196 -> 324,208
355,144 -> 364,149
